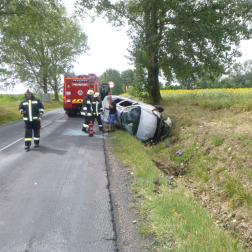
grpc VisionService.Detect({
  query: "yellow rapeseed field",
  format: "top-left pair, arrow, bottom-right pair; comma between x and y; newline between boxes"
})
161,88 -> 252,98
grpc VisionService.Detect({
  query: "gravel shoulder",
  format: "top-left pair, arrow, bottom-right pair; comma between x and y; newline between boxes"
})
105,139 -> 154,252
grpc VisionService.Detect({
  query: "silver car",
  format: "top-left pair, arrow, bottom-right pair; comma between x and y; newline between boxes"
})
101,96 -> 172,142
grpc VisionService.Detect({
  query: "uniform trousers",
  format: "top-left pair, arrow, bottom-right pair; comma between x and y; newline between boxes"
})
92,115 -> 103,130
82,116 -> 92,132
24,120 -> 40,146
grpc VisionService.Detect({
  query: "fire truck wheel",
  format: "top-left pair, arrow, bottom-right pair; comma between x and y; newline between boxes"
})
67,111 -> 77,117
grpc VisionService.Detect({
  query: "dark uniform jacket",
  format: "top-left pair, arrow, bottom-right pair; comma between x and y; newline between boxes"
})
81,94 -> 92,117
19,95 -> 44,122
92,98 -> 103,116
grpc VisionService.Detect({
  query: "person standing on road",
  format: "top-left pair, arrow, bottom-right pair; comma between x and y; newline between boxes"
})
19,89 -> 44,151
81,89 -> 94,133
106,96 -> 116,132
92,92 -> 103,131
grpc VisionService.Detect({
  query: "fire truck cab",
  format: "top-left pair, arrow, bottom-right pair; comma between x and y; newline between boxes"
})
63,73 -> 110,116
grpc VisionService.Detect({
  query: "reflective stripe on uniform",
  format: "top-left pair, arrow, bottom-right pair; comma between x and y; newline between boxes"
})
23,118 -> 28,121
87,113 -> 92,116
87,101 -> 91,104
20,109 -> 23,113
32,101 -> 38,104
33,117 -> 38,119
83,107 -> 87,111
92,102 -> 96,104
83,124 -> 88,128
81,112 -> 85,115
99,125 -> 103,127
96,101 -> 98,115
29,100 -> 32,121
25,138 -> 32,141
40,109 -> 44,112
23,102 -> 28,105
34,137 -> 40,140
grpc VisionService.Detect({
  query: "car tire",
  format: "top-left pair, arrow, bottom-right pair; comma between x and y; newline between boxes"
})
154,105 -> 164,112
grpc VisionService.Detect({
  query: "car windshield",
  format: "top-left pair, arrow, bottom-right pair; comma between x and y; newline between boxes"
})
121,106 -> 141,135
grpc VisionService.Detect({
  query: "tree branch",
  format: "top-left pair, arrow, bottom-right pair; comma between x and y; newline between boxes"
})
103,0 -> 144,30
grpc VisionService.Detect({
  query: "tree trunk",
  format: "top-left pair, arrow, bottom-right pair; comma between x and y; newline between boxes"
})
145,4 -> 161,103
54,90 -> 59,101
53,78 -> 59,101
43,76 -> 47,94
151,54 -> 160,104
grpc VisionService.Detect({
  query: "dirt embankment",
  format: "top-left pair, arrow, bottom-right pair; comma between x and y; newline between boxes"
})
155,106 -> 252,251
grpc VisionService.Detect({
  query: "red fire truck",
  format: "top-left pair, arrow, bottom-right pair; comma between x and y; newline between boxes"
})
63,73 -> 110,116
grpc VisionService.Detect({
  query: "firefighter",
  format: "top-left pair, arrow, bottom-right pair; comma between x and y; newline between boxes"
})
19,89 -> 44,151
92,92 -> 103,131
81,89 -> 94,132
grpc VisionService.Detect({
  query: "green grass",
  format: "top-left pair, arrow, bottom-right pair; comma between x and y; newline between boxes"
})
160,96 -> 252,112
0,94 -> 25,102
111,93 -> 252,250
212,136 -> 225,146
110,130 -> 242,251
221,173 -> 252,207
237,135 -> 252,147
0,94 -> 63,125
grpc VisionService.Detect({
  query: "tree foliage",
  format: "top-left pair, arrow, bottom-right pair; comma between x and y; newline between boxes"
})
121,69 -> 135,88
179,60 -> 252,89
99,69 -> 124,95
76,0 -> 252,103
0,0 -> 58,27
0,0 -> 88,100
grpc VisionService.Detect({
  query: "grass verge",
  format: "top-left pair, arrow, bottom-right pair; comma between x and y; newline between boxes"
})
110,130 -> 241,251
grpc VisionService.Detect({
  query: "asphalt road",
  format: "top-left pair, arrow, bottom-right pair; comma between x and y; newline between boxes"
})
0,108 -> 116,252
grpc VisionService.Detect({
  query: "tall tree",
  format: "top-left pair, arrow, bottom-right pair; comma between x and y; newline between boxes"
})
121,69 -> 135,88
99,69 -> 124,95
76,0 -> 252,103
0,0 -> 59,28
0,1 -> 88,100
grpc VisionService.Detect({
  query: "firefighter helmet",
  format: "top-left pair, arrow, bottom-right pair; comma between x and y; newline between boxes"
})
94,92 -> 99,98
87,89 -> 94,95
25,88 -> 34,94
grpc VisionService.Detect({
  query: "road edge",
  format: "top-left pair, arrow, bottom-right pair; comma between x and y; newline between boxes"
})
104,137 -> 154,252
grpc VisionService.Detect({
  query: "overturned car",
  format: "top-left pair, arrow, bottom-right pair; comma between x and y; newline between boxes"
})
101,96 -> 172,142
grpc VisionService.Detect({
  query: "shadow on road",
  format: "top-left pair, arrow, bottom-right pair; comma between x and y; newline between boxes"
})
32,146 -> 67,155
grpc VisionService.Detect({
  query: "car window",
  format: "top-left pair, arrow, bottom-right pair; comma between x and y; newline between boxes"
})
118,100 -> 133,107
121,106 -> 141,135
114,98 -> 124,104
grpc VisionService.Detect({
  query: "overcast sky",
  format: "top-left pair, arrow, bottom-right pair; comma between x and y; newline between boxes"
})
1,0 -> 252,94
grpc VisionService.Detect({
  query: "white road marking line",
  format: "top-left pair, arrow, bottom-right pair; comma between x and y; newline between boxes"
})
41,122 -> 52,127
0,138 -> 23,152
0,121 -> 52,152
1,114 -> 64,152
55,115 -> 65,120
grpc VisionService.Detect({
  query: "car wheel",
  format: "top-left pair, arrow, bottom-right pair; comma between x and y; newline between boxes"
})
154,105 -> 164,112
